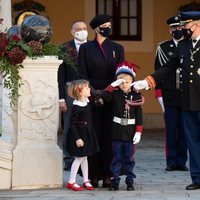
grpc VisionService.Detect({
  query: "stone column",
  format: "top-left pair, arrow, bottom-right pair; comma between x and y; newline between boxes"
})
12,56 -> 63,189
0,0 -> 14,190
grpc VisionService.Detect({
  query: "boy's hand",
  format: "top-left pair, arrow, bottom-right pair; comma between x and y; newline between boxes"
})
133,132 -> 141,144
76,139 -> 84,147
111,79 -> 125,87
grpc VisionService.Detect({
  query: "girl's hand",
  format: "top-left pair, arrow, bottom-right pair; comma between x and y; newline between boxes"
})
76,139 -> 84,147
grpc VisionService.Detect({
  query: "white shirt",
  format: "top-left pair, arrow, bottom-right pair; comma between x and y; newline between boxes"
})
74,38 -> 87,52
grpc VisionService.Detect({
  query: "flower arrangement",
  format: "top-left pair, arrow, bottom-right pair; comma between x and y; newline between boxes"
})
0,18 -> 65,106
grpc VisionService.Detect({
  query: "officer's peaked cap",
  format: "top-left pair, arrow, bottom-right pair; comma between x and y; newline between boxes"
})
166,16 -> 180,26
180,11 -> 200,25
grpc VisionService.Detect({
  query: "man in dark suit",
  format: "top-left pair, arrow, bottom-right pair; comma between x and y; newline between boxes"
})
78,14 -> 125,187
154,16 -> 188,172
58,20 -> 88,170
133,11 -> 200,190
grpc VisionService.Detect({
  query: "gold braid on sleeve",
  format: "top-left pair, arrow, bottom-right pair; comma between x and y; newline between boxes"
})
145,76 -> 156,89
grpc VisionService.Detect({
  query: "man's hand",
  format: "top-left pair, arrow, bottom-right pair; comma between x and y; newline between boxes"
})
133,132 -> 141,144
111,79 -> 125,87
131,80 -> 150,91
59,101 -> 67,112
157,97 -> 165,112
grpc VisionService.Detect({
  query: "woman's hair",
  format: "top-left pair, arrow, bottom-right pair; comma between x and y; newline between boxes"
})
68,79 -> 89,99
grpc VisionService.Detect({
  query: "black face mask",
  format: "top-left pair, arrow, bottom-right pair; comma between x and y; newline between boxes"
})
182,28 -> 193,39
171,30 -> 184,40
99,27 -> 112,37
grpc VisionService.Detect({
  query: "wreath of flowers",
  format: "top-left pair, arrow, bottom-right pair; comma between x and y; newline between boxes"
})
0,18 -> 69,106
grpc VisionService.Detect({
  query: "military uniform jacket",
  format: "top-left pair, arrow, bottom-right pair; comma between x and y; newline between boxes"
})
102,88 -> 143,142
154,40 -> 181,106
58,40 -> 79,99
152,38 -> 200,111
78,38 -> 125,90
67,100 -> 100,157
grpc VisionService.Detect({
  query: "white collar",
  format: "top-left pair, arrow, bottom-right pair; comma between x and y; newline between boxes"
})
73,98 -> 89,107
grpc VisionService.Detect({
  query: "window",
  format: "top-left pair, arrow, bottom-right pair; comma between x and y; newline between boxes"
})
96,0 -> 142,41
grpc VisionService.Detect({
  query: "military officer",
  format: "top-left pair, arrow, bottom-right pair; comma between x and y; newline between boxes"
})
78,14 -> 125,188
154,16 -> 188,172
133,11 -> 200,190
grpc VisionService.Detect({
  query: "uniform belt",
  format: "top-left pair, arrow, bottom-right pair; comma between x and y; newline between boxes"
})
113,116 -> 135,126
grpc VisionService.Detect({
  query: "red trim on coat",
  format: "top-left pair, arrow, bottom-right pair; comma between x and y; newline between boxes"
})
155,89 -> 162,98
136,125 -> 143,133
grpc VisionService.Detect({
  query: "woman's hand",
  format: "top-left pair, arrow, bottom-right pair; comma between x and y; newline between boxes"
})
76,139 -> 84,147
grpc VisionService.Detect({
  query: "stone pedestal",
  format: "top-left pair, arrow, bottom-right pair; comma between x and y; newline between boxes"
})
12,56 -> 63,189
0,79 -> 16,189
0,141 -> 14,189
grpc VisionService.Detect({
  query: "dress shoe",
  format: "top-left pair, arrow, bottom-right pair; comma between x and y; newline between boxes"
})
127,183 -> 135,191
165,165 -> 177,171
83,181 -> 94,190
177,166 -> 189,171
67,182 -> 84,191
186,183 -> 200,190
109,184 -> 119,191
91,178 -> 99,188
103,177 -> 111,188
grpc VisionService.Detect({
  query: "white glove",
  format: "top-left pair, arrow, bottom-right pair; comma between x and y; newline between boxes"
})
133,132 -> 141,144
111,79 -> 125,87
131,80 -> 150,91
157,97 -> 165,112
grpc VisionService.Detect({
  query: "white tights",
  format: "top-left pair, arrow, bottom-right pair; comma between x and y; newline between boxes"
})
68,156 -> 88,184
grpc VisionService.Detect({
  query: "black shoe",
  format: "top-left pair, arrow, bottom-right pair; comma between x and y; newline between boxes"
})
165,165 -> 177,171
103,177 -> 111,188
127,183 -> 135,191
109,184 -> 119,191
91,178 -> 99,188
186,183 -> 200,190
178,166 -> 189,171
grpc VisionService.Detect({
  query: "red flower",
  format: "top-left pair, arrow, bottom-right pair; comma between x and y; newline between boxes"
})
28,40 -> 43,55
7,46 -> 26,65
0,32 -> 8,57
11,35 -> 21,42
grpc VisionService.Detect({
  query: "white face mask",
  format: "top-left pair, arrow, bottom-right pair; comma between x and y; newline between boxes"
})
74,30 -> 88,41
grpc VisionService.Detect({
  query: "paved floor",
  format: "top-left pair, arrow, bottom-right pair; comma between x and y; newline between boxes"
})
1,129 -> 200,200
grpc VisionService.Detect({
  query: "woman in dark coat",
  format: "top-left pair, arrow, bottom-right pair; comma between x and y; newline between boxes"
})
78,14 -> 125,187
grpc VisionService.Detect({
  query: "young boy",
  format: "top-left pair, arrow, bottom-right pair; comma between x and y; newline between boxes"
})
102,61 -> 144,191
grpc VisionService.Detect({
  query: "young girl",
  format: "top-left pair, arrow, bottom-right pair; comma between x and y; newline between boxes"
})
66,79 -> 99,191
101,61 -> 144,191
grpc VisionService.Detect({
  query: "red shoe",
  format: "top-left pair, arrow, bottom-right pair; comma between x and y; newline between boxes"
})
67,182 -> 84,191
83,181 -> 94,190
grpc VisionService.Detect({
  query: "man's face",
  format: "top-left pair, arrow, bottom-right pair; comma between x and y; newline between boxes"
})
71,22 -> 87,35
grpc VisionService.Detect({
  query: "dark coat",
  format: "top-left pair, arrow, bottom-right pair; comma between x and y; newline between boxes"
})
152,38 -> 200,111
102,88 -> 143,142
78,37 -> 125,90
58,40 -> 79,100
154,40 -> 181,106
67,102 -> 99,157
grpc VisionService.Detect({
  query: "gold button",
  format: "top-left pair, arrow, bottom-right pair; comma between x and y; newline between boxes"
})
190,80 -> 193,83
190,65 -> 193,68
190,72 -> 193,75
